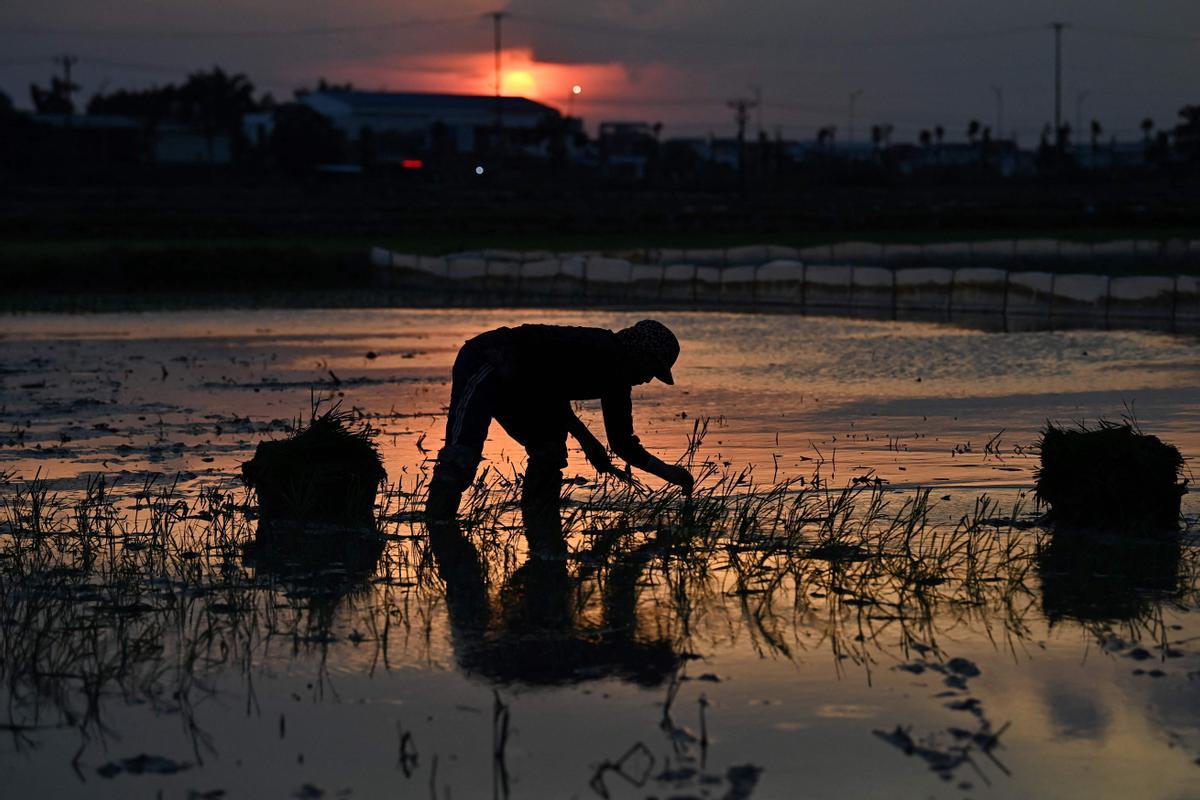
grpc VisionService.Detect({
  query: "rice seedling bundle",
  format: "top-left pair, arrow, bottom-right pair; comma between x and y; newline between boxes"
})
242,405 -> 386,529
1034,421 -> 1186,532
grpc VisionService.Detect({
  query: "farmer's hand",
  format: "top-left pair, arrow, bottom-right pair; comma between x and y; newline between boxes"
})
662,465 -> 695,496
582,441 -> 615,475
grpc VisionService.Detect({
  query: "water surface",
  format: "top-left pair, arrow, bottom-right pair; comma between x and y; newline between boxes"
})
1,309 -> 1197,799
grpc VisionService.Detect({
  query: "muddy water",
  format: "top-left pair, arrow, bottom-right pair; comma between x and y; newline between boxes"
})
1,308 -> 1198,799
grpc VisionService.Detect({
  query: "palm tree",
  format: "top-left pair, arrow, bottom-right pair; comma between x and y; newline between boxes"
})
30,76 -> 77,115
1140,117 -> 1155,143
966,119 -> 981,144
1090,119 -> 1102,153
919,129 -> 932,148
177,67 -> 259,161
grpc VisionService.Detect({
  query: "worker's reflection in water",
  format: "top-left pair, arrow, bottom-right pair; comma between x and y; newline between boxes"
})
427,511 -> 679,687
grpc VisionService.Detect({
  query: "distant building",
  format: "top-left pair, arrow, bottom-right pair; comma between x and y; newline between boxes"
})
298,91 -> 561,156
667,137 -> 741,168
31,113 -> 232,165
598,122 -> 659,178
152,122 -> 232,165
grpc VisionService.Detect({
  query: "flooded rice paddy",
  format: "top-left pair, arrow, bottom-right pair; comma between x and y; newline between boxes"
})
1,308 -> 1198,799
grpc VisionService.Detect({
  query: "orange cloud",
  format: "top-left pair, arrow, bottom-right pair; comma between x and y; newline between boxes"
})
324,48 -> 629,114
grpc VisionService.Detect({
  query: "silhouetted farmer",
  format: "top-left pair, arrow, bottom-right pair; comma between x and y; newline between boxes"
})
426,320 -> 694,522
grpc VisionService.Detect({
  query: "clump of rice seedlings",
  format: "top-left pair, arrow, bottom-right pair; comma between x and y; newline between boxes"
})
1034,419 -> 1187,532
242,400 -> 386,530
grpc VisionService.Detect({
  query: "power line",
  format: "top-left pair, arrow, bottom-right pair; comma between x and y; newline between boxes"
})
1073,24 -> 1200,43
0,55 -> 55,68
514,13 -> 1043,51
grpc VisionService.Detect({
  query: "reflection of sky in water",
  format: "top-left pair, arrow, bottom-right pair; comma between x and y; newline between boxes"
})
1,308 -> 1198,798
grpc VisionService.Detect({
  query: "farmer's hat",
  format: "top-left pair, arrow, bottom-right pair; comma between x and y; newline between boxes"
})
617,319 -> 680,385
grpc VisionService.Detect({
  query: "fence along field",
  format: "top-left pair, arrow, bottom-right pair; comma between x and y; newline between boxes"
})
371,239 -> 1200,333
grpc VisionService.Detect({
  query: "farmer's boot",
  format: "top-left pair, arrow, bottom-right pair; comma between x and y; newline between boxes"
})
426,446 -> 477,524
521,456 -> 564,555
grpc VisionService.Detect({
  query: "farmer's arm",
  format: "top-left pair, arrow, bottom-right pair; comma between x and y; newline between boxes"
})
565,408 -> 616,474
601,390 -> 694,493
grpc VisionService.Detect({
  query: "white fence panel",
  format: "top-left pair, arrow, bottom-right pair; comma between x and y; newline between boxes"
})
726,245 -> 770,266
765,245 -> 800,261
951,268 -> 1008,314
895,268 -> 952,316
661,263 -> 697,301
446,258 -> 487,280
924,242 -> 972,265
1108,276 -> 1176,327
805,264 -> 852,309
883,244 -> 923,266
721,264 -> 758,303
1057,241 -> 1091,264
653,248 -> 686,265
416,256 -> 448,278
1092,240 -> 1136,259
1052,274 -> 1108,304
559,256 -> 587,281
797,245 -> 832,263
586,257 -> 633,283
1176,276 -> 1200,326
831,241 -> 882,265
629,264 -> 664,300
685,249 -> 727,267
756,260 -> 805,306
389,251 -> 418,270
1110,276 -> 1174,302
486,260 -> 520,279
480,249 -> 521,262
694,266 -> 722,302
852,266 -> 894,315
520,259 -> 560,279
969,240 -> 1013,264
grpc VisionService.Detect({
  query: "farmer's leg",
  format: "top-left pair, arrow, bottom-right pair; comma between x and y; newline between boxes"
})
427,343 -> 500,520
496,403 -> 569,547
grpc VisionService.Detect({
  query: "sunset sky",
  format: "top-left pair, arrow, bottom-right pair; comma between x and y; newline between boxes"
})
2,1 -> 1197,143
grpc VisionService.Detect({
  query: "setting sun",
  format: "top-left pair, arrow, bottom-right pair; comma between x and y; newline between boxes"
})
502,69 -> 537,97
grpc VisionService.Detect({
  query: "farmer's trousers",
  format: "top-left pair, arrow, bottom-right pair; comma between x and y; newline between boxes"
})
431,332 -> 569,518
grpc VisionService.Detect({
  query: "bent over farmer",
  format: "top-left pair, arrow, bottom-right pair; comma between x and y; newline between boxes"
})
426,320 -> 694,522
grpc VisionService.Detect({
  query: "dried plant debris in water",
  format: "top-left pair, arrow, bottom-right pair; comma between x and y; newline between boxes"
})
1035,419 -> 1186,532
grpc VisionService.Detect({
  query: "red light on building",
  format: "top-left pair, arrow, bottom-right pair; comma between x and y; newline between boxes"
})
401,159 -> 424,169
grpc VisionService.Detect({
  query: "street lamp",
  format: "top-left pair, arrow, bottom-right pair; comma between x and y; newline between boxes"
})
568,83 -> 582,118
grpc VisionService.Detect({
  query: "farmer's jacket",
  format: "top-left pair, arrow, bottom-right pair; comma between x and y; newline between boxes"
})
469,324 -> 656,469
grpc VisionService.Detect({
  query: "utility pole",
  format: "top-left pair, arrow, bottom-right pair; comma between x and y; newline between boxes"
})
848,89 -> 863,145
990,85 -> 1003,140
749,84 -> 763,139
1050,22 -> 1067,136
53,54 -> 78,116
728,96 -> 758,192
488,11 -> 507,148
